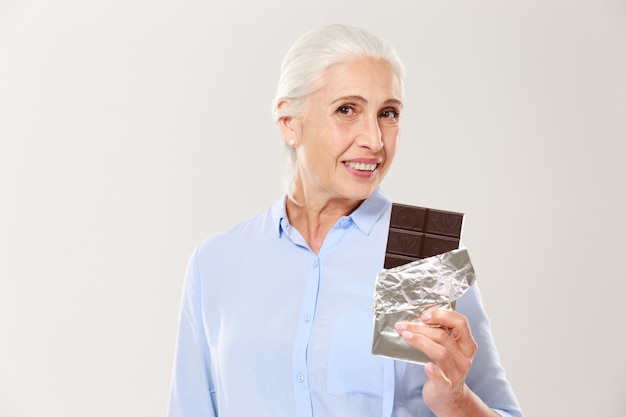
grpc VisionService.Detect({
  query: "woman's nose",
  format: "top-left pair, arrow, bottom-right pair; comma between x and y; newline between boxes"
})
356,115 -> 383,151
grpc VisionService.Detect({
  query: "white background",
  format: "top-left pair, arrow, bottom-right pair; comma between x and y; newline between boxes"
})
1,1 -> 625,416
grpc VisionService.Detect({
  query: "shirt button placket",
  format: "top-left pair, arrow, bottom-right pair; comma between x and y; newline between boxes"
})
293,255 -> 320,417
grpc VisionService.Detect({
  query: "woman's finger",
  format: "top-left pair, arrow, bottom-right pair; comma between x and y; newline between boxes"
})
394,321 -> 470,383
419,310 -> 477,359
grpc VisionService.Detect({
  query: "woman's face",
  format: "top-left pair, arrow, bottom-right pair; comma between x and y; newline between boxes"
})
282,57 -> 403,205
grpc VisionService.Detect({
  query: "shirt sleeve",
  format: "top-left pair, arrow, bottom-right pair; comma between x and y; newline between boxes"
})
167,246 -> 218,417
459,284 -> 523,417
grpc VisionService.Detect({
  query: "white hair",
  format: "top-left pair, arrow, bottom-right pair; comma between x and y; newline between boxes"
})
272,24 -> 406,200
272,23 -> 405,122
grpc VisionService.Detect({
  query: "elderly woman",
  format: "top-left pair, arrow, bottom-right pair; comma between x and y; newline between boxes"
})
167,24 -> 522,417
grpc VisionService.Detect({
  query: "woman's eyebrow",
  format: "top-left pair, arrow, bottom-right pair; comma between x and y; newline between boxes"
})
330,95 -> 367,105
384,99 -> 404,109
330,96 -> 404,109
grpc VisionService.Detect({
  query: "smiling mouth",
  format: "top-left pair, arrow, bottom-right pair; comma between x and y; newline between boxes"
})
344,161 -> 378,171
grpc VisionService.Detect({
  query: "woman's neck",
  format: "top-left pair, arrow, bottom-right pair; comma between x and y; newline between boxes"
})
285,190 -> 362,254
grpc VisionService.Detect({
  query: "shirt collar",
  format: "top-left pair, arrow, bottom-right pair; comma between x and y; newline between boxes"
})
272,187 -> 391,238
273,195 -> 289,238
351,187 -> 391,235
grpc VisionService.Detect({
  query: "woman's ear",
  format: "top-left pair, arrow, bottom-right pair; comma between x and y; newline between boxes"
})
277,99 -> 298,147
278,115 -> 295,141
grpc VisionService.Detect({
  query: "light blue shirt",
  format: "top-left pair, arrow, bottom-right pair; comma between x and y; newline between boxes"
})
167,188 -> 523,417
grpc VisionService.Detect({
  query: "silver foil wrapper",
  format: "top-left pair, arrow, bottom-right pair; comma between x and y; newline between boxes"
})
371,248 -> 476,364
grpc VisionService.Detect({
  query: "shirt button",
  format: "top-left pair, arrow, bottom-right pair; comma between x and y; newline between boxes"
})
297,373 -> 305,383
313,259 -> 319,268
304,314 -> 311,322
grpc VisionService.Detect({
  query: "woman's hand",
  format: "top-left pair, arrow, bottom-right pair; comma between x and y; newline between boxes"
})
394,310 -> 497,416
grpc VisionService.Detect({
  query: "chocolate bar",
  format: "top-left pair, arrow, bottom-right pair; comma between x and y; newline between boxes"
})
372,247 -> 475,364
384,203 -> 464,269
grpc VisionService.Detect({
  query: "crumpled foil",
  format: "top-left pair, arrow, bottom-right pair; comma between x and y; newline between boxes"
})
371,248 -> 476,364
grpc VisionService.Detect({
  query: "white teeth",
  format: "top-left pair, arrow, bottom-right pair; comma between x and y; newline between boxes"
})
346,161 -> 377,171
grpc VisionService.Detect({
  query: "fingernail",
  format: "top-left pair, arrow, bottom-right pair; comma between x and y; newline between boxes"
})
394,322 -> 407,331
421,313 -> 432,322
425,362 -> 436,375
401,330 -> 413,340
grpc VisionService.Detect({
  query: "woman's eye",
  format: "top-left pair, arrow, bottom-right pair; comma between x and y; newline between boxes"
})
337,105 -> 356,116
380,109 -> 399,120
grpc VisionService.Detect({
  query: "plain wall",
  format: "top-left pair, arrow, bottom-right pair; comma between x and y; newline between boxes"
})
1,1 -> 625,416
